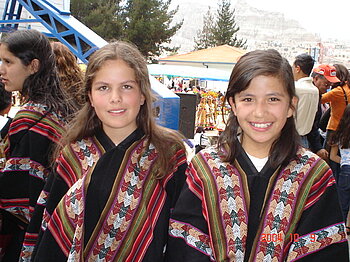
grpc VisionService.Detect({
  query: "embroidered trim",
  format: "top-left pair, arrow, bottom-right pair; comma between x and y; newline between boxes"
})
169,219 -> 214,260
287,222 -> 347,261
2,158 -> 48,180
194,148 -> 249,261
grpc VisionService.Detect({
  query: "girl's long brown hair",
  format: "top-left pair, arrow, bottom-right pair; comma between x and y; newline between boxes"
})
60,41 -> 186,178
51,42 -> 85,109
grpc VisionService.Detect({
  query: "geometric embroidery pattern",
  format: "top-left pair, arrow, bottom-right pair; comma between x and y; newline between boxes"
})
87,143 -> 157,261
253,149 -> 317,261
61,141 -> 158,261
2,158 -> 48,181
169,219 -> 214,260
286,222 -> 347,262
202,149 -> 248,262
73,139 -> 99,173
195,146 -> 341,262
19,232 -> 38,262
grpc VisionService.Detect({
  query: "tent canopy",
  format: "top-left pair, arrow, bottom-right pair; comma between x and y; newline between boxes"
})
147,64 -> 230,82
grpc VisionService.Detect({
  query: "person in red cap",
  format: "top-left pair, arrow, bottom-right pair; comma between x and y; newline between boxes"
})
312,64 -> 340,95
303,64 -> 341,161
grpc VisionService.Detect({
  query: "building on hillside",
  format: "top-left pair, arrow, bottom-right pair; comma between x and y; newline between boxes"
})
159,44 -> 245,72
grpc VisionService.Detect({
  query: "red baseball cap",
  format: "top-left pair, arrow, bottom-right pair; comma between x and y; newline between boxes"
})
313,64 -> 340,83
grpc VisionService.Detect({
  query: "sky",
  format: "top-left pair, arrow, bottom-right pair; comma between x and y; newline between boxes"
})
173,0 -> 350,42
244,0 -> 349,41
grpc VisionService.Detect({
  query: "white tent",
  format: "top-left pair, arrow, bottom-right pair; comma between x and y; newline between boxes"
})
147,64 -> 230,82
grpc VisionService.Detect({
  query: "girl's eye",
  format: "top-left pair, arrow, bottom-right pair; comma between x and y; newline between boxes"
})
97,85 -> 108,91
242,97 -> 252,102
123,85 -> 133,90
269,97 -> 280,102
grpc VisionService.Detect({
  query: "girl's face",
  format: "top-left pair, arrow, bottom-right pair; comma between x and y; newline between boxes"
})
229,75 -> 297,157
0,44 -> 34,92
89,59 -> 145,143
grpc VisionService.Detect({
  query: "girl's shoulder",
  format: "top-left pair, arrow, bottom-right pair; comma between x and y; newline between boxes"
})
68,136 -> 96,151
295,146 -> 320,163
11,102 -> 67,137
57,137 -> 102,170
11,102 -> 48,125
19,101 -> 49,114
21,101 -> 67,124
289,146 -> 331,178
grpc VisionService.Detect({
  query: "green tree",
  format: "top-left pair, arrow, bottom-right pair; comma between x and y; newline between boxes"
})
70,0 -> 182,60
70,0 -> 123,40
194,0 -> 247,50
123,0 -> 182,60
194,8 -> 215,50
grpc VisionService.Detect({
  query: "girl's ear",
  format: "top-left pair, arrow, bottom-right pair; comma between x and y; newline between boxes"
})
140,94 -> 145,105
228,96 -> 237,115
288,96 -> 298,117
88,92 -> 93,107
29,59 -> 40,74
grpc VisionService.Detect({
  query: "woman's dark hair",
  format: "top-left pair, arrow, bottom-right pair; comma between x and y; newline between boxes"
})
218,49 -> 299,168
0,82 -> 12,112
332,64 -> 349,88
329,104 -> 350,149
1,29 -> 77,117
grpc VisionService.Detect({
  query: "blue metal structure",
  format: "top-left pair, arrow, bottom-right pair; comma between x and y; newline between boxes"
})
0,0 -> 180,130
0,0 -> 107,63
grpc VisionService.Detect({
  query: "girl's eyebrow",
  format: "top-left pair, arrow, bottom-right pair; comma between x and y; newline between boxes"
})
266,92 -> 285,96
120,80 -> 137,85
236,92 -> 255,97
237,92 -> 285,97
93,80 -> 137,86
92,81 -> 108,86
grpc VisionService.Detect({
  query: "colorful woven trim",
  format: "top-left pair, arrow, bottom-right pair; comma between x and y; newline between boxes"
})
169,218 -> 214,260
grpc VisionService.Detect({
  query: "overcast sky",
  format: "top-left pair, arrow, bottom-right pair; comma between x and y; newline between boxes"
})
172,0 -> 350,41
245,0 -> 349,41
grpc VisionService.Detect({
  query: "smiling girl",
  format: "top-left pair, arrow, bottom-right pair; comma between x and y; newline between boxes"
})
33,41 -> 188,261
0,30 -> 76,261
166,49 -> 348,261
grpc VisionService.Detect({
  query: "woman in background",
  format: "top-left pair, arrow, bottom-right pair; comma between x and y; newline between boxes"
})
0,29 -> 76,261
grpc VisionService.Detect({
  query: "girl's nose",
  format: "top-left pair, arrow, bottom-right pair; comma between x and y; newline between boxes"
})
110,89 -> 121,103
253,101 -> 267,118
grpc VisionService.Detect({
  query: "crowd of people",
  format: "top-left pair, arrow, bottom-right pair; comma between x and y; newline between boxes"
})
0,29 -> 349,261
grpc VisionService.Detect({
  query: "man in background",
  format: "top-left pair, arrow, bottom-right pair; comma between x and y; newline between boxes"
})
292,54 -> 319,148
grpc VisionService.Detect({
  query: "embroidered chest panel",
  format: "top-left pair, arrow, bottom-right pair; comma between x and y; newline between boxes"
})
199,148 -> 317,262
64,140 -> 165,261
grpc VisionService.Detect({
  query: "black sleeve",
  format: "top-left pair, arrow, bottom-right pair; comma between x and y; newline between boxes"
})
165,181 -> 212,262
33,229 -> 67,262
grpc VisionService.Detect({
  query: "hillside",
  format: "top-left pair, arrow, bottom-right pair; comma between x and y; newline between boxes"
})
169,0 -> 319,53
